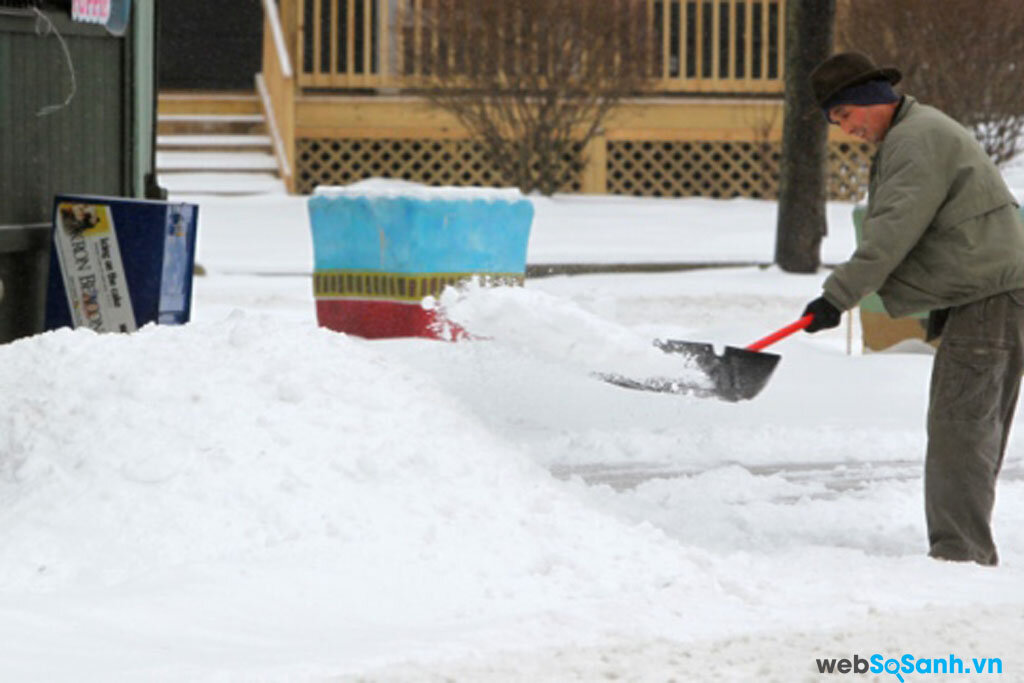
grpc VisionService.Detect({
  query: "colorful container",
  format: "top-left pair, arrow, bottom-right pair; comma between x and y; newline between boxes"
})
309,181 -> 533,339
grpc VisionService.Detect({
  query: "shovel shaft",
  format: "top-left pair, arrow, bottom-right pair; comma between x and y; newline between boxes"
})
744,314 -> 815,352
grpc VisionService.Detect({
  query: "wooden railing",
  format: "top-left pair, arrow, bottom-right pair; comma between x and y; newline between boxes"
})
293,0 -> 785,94
258,0 -> 298,191
649,0 -> 785,93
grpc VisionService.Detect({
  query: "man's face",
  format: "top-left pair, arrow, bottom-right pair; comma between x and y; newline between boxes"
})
828,103 -> 894,144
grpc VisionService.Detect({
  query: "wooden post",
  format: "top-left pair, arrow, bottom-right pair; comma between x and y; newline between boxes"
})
380,0 -> 390,79
744,0 -> 753,88
582,133 -> 608,195
311,0 -> 322,85
661,0 -> 671,84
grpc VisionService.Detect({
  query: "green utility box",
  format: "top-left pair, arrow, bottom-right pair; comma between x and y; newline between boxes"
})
851,205 -> 931,351
0,2 -> 157,343
851,204 -> 1024,351
0,224 -> 51,343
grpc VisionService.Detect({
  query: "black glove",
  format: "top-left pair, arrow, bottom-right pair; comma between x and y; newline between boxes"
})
802,296 -> 842,333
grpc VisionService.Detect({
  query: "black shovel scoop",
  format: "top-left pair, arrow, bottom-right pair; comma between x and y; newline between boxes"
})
601,314 -> 814,401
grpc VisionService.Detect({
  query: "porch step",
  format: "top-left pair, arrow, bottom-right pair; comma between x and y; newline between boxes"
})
157,91 -> 262,116
157,114 -> 268,136
156,134 -> 274,153
157,151 -> 279,173
157,88 -> 285,197
158,172 -> 287,197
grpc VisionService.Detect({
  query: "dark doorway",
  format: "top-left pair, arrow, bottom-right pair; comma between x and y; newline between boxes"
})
157,0 -> 263,90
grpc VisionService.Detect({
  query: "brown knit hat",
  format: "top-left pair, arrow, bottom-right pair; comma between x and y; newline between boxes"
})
810,51 -> 902,109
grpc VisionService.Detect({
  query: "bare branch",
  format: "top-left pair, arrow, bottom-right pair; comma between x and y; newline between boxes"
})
404,0 -> 654,194
838,0 -> 1024,165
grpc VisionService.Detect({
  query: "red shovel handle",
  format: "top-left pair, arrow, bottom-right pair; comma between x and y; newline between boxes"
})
744,314 -> 815,352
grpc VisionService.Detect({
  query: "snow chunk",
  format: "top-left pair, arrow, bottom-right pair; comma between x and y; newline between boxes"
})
433,278 -> 711,387
313,178 -> 525,201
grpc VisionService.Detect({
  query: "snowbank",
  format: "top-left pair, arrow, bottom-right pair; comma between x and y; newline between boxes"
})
0,314 -> 697,601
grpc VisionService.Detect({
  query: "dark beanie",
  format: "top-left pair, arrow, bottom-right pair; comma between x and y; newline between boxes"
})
821,79 -> 900,121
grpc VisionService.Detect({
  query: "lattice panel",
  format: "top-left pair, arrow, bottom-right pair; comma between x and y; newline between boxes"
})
297,138 -> 582,194
827,141 -> 873,202
607,139 -> 872,201
607,140 -> 781,199
297,136 -> 870,200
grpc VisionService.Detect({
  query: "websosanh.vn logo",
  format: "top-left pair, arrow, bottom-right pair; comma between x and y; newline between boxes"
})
815,653 -> 1003,681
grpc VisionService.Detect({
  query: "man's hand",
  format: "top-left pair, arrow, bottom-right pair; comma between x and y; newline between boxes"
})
802,296 -> 842,333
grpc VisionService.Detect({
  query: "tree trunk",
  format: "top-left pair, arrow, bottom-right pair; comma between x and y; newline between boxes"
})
775,0 -> 836,273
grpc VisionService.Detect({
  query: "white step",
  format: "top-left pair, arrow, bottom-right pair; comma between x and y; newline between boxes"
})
157,114 -> 267,136
158,114 -> 265,123
160,172 -> 287,197
157,151 -> 279,172
157,134 -> 273,148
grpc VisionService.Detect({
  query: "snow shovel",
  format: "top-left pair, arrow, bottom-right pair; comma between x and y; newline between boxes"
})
601,314 -> 814,402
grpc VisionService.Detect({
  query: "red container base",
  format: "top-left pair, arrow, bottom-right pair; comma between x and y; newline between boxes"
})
316,299 -> 464,340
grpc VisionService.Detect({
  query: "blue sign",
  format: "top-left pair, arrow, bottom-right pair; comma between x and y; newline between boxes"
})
45,195 -> 198,333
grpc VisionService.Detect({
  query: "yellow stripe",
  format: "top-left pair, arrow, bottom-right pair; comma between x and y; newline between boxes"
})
313,271 -> 525,302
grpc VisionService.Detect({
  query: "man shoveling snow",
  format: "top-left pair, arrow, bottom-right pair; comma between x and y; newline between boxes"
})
801,51 -> 1024,566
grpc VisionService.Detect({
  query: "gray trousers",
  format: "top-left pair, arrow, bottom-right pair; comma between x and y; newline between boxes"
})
926,289 -> 1024,565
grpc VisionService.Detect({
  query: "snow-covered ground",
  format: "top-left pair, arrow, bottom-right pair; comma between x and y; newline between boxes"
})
3,163 -> 1024,681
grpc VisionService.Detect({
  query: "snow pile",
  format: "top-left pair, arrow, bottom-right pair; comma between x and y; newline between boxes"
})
0,314 -> 694,613
432,279 -> 710,387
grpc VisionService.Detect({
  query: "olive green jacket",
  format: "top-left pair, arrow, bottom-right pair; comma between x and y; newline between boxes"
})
823,96 -> 1024,317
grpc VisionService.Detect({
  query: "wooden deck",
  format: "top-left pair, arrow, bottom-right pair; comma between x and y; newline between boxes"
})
256,0 -> 869,198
